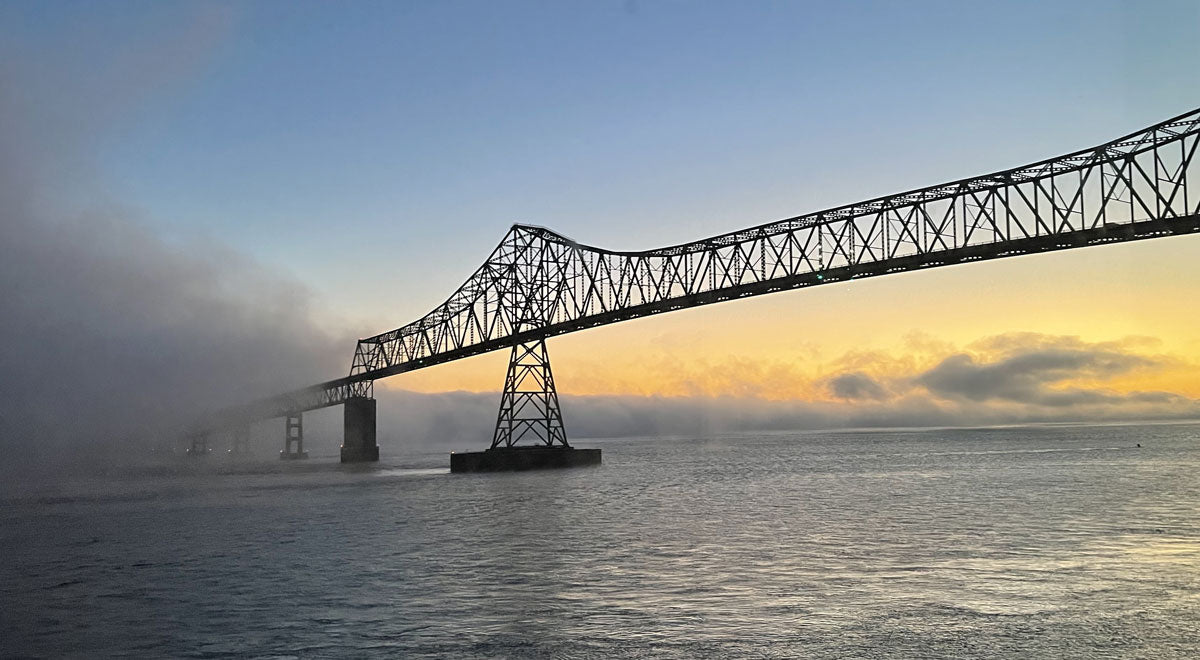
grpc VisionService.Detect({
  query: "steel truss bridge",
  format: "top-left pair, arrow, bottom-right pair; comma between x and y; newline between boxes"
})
195,106 -> 1200,458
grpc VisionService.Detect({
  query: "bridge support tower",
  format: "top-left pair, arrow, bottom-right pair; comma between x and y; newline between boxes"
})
451,337 -> 600,472
280,413 -> 308,460
228,425 -> 249,455
340,396 -> 379,463
187,433 -> 210,456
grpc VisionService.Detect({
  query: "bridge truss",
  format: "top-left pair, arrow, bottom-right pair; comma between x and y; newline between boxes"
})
214,106 -> 1200,444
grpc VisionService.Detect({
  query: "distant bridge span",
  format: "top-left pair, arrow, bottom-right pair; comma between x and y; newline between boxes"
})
198,107 -> 1200,459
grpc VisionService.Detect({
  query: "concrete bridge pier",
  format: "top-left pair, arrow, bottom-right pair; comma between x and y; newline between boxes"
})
340,397 -> 379,463
280,413 -> 308,460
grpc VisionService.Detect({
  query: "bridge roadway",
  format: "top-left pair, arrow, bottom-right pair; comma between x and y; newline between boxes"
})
197,106 -> 1200,458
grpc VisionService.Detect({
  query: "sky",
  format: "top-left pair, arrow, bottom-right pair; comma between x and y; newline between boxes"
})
1,0 -> 1198,462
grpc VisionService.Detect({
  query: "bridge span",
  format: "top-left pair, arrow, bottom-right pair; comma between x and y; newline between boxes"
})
191,107 -> 1200,465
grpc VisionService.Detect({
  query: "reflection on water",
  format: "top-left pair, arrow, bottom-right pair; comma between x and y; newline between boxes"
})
373,467 -> 451,479
2,423 -> 1198,658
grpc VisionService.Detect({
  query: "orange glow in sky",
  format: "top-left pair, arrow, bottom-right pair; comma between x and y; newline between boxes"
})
382,234 -> 1200,402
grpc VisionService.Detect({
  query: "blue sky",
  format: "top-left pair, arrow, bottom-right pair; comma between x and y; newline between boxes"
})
3,0 -> 1198,331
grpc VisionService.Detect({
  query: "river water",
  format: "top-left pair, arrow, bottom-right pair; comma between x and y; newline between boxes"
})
3,423 -> 1199,658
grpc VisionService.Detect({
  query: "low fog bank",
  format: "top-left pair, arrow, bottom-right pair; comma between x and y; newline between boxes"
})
135,374 -> 1198,462
0,206 -> 348,467
364,332 -> 1200,450
365,385 -> 1200,453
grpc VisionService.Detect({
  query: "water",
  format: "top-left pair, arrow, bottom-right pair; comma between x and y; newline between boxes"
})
3,423 -> 1199,658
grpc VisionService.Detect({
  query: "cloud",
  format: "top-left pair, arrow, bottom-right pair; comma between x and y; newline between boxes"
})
915,343 -> 1159,407
825,371 -> 888,400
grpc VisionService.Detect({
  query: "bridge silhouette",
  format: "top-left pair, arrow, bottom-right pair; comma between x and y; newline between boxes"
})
191,107 -> 1200,464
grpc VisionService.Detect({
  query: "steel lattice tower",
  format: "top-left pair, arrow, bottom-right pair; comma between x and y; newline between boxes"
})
491,338 -> 569,448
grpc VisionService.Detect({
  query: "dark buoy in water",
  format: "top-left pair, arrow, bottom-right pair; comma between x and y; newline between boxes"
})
1136,443 -> 1142,448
